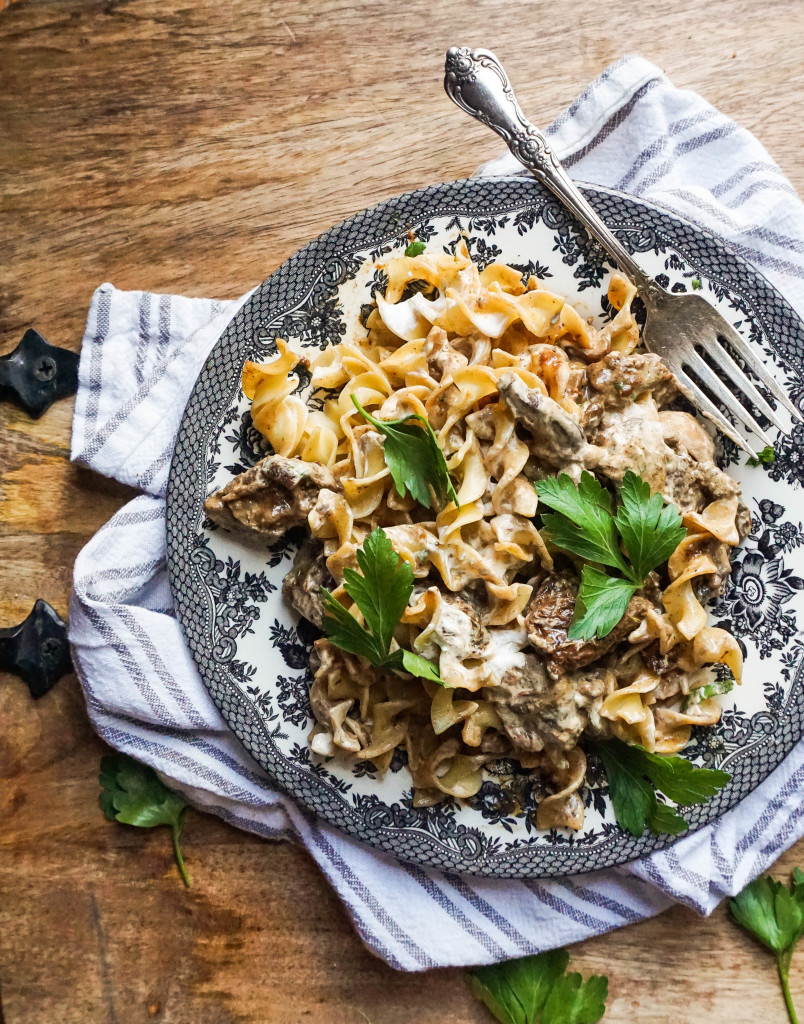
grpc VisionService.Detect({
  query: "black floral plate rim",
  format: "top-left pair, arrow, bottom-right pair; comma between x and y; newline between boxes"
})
166,175 -> 804,878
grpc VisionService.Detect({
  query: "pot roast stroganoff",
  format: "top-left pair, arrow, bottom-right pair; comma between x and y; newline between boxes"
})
205,240 -> 747,832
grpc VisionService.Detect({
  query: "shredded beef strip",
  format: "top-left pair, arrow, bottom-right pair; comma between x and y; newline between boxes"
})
486,654 -> 609,753
587,351 -> 678,408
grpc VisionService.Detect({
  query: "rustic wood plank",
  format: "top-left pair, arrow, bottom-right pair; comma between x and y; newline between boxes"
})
2,0 -> 804,1021
4,703 -> 804,1024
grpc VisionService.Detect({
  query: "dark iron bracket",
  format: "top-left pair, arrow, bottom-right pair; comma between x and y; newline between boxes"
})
0,600 -> 73,699
0,328 -> 79,418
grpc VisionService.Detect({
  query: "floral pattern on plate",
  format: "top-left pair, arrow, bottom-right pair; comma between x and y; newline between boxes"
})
167,177 -> 804,877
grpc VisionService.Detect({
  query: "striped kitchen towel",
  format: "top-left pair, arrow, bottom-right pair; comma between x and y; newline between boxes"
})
69,54 -> 804,971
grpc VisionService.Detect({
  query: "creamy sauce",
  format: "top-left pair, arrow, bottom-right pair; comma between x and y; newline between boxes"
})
485,627 -> 529,680
375,291 -> 447,341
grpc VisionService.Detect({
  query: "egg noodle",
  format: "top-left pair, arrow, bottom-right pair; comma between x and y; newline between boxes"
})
233,240 -> 744,830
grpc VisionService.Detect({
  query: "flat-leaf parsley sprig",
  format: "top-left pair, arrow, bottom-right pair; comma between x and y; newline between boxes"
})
589,738 -> 730,838
730,869 -> 804,1024
321,527 -> 444,684
466,947 -> 608,1024
352,395 -> 458,510
535,469 -> 686,640
99,753 -> 192,887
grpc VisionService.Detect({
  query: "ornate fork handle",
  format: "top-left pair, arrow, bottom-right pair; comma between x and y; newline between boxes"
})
444,47 -> 656,295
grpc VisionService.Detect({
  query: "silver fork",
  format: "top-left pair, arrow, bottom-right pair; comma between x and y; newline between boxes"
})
443,46 -> 803,456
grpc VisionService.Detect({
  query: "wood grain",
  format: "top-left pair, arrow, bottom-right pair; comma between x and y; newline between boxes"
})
2,1 -> 804,1021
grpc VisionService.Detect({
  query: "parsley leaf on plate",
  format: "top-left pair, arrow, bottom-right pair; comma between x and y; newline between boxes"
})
589,738 -> 730,837
404,239 -> 427,257
569,567 -> 638,642
646,800 -> 690,837
344,526 -> 412,654
319,590 -> 387,664
537,473 -> 628,575
322,527 -> 444,684
747,444 -> 776,467
634,745 -> 731,805
99,753 -> 191,887
465,948 -> 607,1024
614,470 -> 686,582
535,470 -> 686,640
730,870 -> 804,1024
385,647 -> 446,683
352,395 -> 458,510
589,739 -> 684,838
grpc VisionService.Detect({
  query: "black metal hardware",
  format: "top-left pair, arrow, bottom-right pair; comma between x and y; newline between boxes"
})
0,328 -> 79,418
0,600 -> 72,699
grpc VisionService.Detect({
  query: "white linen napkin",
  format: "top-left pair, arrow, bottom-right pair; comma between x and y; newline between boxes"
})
69,54 -> 804,971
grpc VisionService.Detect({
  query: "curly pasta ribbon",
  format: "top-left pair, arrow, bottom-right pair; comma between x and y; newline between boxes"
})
380,245 -> 472,303
653,701 -> 723,754
308,489 -> 354,550
431,687 -> 479,736
692,625 -> 744,684
683,496 -> 741,546
239,241 -> 738,820
243,340 -> 308,457
536,747 -> 587,830
627,607 -> 680,654
436,437 -> 487,541
601,275 -> 640,353
663,550 -> 719,640
341,429 -> 389,519
601,671 -> 662,751
484,581 -> 534,626
412,588 -> 493,692
461,702 -> 504,747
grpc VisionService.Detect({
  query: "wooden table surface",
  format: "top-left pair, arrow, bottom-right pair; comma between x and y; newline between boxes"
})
3,1 -> 804,1021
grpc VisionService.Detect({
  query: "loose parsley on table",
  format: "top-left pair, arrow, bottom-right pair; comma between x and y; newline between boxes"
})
321,527 -> 444,684
730,869 -> 804,1024
99,753 -> 192,887
535,470 -> 686,640
589,738 -> 730,838
466,947 -> 608,1024
352,395 -> 458,510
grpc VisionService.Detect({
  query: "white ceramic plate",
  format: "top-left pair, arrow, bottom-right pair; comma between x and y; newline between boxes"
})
167,176 -> 804,877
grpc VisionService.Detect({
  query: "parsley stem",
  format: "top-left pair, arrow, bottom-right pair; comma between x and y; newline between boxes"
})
171,824 -> 191,888
779,953 -> 799,1024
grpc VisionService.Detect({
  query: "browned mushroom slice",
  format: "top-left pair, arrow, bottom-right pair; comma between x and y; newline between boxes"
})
497,372 -> 586,463
204,455 -> 341,541
282,538 -> 334,628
